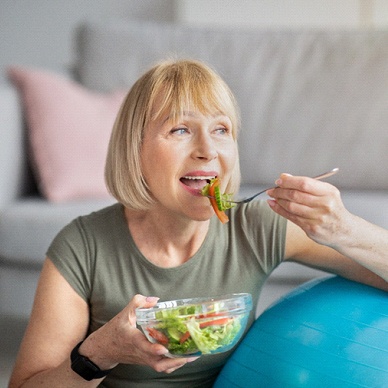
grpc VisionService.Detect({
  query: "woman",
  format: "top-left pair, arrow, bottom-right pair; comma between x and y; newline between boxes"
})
9,59 -> 388,387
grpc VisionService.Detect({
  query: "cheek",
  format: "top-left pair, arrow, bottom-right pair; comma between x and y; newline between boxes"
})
141,144 -> 176,185
140,144 -> 158,182
221,142 -> 238,169
220,143 -> 239,191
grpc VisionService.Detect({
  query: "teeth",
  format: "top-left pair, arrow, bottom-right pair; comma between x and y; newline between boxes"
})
182,176 -> 216,180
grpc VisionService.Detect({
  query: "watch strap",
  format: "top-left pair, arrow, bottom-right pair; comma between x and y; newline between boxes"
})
70,341 -> 114,381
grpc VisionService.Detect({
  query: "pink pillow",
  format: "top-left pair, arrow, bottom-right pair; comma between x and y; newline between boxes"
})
8,66 -> 126,202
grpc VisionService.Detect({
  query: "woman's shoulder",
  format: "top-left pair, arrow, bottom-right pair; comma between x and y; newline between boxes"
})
48,203 -> 126,264
75,202 -> 124,228
55,202 -> 125,242
79,202 -> 123,220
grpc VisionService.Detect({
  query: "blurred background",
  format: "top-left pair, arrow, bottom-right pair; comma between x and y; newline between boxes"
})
1,1 -> 388,386
1,0 -> 388,85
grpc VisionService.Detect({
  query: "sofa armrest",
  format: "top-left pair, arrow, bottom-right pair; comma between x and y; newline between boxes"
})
0,83 -> 28,207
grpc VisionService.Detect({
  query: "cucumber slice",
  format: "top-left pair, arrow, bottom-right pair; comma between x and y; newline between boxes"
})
168,327 -> 183,342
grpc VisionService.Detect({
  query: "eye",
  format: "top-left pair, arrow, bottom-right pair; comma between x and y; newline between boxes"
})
214,126 -> 229,135
171,127 -> 189,135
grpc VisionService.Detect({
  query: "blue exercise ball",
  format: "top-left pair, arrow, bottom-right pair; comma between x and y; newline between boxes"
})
214,276 -> 388,388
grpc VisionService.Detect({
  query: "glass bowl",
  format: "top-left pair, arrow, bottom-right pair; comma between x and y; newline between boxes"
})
136,293 -> 252,358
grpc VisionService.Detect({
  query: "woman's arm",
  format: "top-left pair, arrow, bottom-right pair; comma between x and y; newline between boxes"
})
267,173 -> 388,287
9,259 -> 195,387
9,258 -> 98,387
283,220 -> 388,290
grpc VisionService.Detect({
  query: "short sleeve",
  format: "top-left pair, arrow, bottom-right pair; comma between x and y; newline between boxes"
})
230,200 -> 287,275
47,218 -> 93,301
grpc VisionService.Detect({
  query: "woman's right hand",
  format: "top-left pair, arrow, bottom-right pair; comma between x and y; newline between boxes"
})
79,294 -> 198,374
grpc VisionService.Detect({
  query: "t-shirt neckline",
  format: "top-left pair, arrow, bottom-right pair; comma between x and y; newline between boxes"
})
117,204 -> 219,273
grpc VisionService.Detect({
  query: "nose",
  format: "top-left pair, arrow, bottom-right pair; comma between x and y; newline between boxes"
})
192,132 -> 218,161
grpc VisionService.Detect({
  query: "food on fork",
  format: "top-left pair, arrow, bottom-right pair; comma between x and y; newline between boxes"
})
201,178 -> 235,224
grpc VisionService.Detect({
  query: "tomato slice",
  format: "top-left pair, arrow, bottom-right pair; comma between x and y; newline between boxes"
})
199,318 -> 232,328
197,312 -> 224,319
208,179 -> 229,224
146,327 -> 169,345
179,331 -> 191,344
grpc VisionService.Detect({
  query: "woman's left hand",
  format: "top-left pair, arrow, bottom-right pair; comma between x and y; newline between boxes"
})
267,173 -> 388,286
266,173 -> 351,247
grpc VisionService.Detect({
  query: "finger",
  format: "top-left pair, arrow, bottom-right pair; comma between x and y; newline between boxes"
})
268,175 -> 339,210
132,328 -> 169,357
275,174 -> 329,196
268,186 -> 320,208
268,192 -> 337,232
127,294 -> 160,325
268,185 -> 336,219
155,356 -> 199,374
131,294 -> 160,309
119,331 -> 168,366
267,200 -> 325,240
267,199 -> 314,223
272,197 -> 315,218
153,357 -> 184,373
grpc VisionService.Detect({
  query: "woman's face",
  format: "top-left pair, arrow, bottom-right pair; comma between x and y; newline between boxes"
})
141,104 -> 238,221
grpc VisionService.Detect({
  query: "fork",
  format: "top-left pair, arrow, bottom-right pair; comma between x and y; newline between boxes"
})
208,168 -> 339,204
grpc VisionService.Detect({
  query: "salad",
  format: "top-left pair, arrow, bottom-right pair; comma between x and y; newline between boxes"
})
141,306 -> 245,356
201,178 -> 235,223
137,294 -> 252,357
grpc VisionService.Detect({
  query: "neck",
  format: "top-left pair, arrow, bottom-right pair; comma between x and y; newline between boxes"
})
124,207 -> 210,268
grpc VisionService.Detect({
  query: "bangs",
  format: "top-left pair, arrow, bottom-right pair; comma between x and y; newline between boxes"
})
147,61 -> 240,137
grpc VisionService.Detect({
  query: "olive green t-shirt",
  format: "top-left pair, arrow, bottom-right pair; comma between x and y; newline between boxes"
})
48,201 -> 287,387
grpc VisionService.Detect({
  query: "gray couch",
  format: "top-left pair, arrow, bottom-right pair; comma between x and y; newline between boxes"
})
1,20 -> 388,318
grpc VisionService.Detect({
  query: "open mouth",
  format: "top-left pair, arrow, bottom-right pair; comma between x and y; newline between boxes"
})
180,176 -> 215,190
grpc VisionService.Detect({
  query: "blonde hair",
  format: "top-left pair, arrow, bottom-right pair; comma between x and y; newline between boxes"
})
105,59 -> 241,210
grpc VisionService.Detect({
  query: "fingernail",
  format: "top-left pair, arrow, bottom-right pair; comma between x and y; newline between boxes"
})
275,179 -> 282,186
186,356 -> 200,363
146,296 -> 160,303
267,199 -> 276,207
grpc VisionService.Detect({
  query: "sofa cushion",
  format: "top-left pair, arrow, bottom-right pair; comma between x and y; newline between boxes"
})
0,198 -> 115,266
75,20 -> 388,190
8,66 -> 126,202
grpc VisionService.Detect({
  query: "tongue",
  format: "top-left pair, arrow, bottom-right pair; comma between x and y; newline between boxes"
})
181,178 -> 208,190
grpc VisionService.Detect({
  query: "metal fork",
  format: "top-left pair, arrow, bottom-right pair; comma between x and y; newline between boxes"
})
208,168 -> 339,204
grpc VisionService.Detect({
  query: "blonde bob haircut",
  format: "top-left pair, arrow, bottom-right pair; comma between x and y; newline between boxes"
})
105,59 -> 241,210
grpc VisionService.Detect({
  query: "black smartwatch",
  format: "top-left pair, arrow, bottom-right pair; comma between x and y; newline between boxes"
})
70,341 -> 114,381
